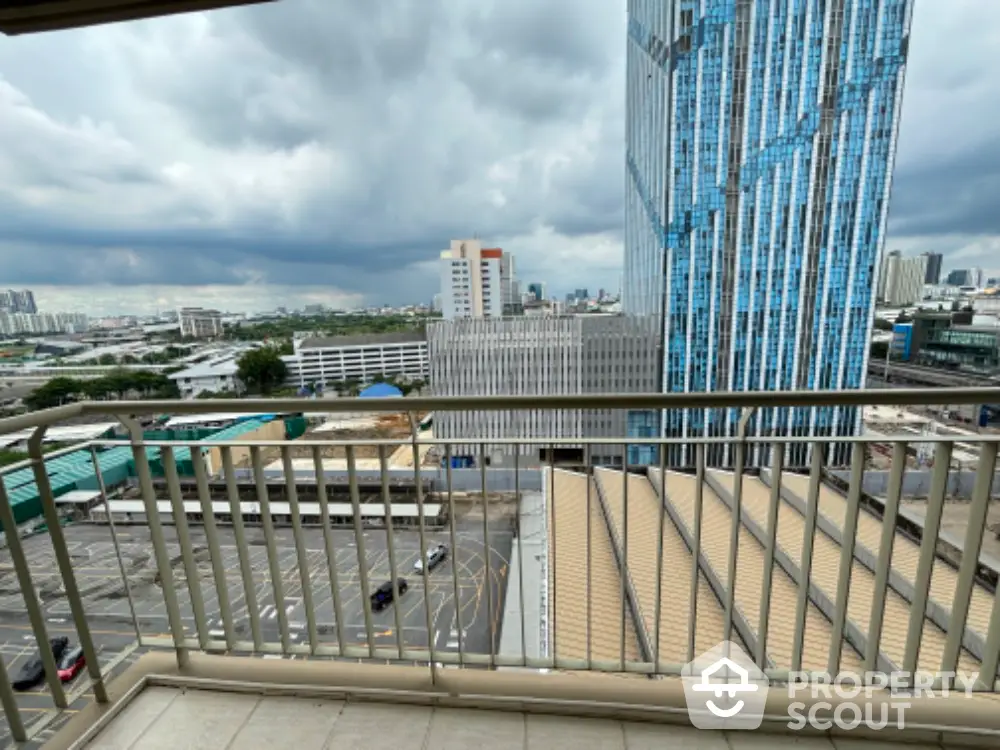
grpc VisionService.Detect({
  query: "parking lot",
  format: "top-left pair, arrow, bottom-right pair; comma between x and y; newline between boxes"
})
0,519 -> 512,746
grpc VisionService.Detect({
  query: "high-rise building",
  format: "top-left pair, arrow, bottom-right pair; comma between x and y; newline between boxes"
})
945,268 -> 982,287
526,282 -> 546,302
429,315 -> 657,466
498,251 -> 522,315
0,289 -> 37,314
880,252 -> 927,306
624,0 -> 914,467
922,252 -> 943,285
946,269 -> 969,286
574,288 -> 590,300
439,240 -> 505,319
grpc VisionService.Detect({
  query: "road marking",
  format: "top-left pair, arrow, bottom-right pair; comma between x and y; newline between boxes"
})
47,618 -> 66,624
447,641 -> 459,649
208,630 -> 226,638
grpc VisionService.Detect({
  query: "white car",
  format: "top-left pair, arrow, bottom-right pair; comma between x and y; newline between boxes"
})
414,544 -> 448,573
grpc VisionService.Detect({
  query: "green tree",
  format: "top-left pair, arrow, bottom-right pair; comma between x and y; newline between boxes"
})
24,377 -> 82,410
98,353 -> 117,365
237,347 -> 288,395
873,318 -> 894,332
870,340 -> 889,361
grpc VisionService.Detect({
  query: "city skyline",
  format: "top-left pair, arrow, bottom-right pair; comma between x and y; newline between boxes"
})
0,1 -> 998,315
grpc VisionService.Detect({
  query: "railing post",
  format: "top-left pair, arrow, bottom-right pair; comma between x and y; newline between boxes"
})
0,476 -> 67,709
122,417 -> 188,668
29,426 -> 109,702
723,408 -> 754,653
91,446 -> 143,647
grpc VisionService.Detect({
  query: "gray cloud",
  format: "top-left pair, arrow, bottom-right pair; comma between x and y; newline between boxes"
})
0,0 -> 996,314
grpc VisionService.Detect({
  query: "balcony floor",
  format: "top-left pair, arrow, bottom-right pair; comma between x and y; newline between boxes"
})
76,686 -> 922,750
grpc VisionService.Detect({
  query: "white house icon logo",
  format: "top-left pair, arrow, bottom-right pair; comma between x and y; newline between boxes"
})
682,641 -> 769,730
691,657 -> 759,717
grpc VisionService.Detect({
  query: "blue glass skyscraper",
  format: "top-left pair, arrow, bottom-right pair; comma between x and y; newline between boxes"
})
624,0 -> 914,467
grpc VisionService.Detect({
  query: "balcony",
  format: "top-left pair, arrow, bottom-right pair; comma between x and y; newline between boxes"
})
0,1 -> 275,36
1,390 -> 1000,748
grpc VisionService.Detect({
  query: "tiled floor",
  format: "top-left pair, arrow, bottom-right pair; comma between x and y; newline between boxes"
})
79,686 -> 943,750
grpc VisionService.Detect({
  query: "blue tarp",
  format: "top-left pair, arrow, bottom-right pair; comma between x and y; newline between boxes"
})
358,383 -> 403,398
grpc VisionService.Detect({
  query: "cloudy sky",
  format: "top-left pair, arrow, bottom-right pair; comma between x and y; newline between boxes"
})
0,0 -> 996,315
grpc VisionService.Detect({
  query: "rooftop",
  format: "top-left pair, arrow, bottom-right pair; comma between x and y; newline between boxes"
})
299,331 -> 427,349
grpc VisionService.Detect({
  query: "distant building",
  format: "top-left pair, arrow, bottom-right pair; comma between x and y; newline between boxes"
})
0,289 -> 37,314
880,252 -> 927,306
526,282 -> 546,302
922,253 -> 943,285
918,325 -> 1000,372
431,294 -> 443,313
428,315 -> 658,466
284,331 -> 428,389
439,240 -> 503,319
946,269 -> 982,287
0,311 -> 86,335
168,356 -> 242,399
574,288 -> 589,300
498,251 -> 521,315
178,307 -> 223,338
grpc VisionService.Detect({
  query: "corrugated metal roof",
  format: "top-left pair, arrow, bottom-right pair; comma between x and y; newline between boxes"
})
782,472 -> 996,641
548,469 -> 640,665
651,468 -> 863,673
595,468 -> 742,663
774,472 -> 986,673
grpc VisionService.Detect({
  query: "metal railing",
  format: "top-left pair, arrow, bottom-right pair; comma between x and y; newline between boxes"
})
0,388 -> 999,742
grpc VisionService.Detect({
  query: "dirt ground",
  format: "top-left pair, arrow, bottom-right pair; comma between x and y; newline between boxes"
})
259,413 -> 426,466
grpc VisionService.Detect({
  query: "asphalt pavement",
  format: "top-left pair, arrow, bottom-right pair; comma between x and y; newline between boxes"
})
0,518 -> 513,745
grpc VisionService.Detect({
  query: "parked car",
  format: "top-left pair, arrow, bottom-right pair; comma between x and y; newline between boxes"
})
414,544 -> 448,574
12,636 -> 69,691
57,644 -> 86,683
370,578 -> 408,612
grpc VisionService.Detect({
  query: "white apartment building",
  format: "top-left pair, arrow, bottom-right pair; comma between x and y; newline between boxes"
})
880,252 -> 928,306
0,311 -> 87,335
428,315 -> 657,466
439,240 -> 507,319
284,331 -> 428,388
178,307 -> 223,338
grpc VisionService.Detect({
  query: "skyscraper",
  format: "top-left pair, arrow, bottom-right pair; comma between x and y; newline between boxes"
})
624,0 -> 914,466
922,252 -> 943,285
440,240 -> 509,319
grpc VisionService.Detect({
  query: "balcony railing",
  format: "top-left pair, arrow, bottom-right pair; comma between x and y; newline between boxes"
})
1,388 -> 1000,745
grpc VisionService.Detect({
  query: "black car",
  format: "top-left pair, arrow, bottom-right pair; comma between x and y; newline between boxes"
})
370,578 -> 408,612
12,636 -> 69,691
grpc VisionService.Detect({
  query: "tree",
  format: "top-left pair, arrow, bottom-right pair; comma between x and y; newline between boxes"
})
870,341 -> 889,361
237,347 -> 288,395
873,318 -> 894,332
24,377 -> 82,410
98,353 -> 117,365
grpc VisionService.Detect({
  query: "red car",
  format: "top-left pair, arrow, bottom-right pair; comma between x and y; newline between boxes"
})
56,645 -> 85,682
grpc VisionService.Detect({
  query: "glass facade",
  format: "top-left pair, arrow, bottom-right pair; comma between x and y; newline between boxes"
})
624,0 -> 914,467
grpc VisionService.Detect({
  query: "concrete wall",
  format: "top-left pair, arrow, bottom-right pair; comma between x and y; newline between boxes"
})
829,469 -> 1000,499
